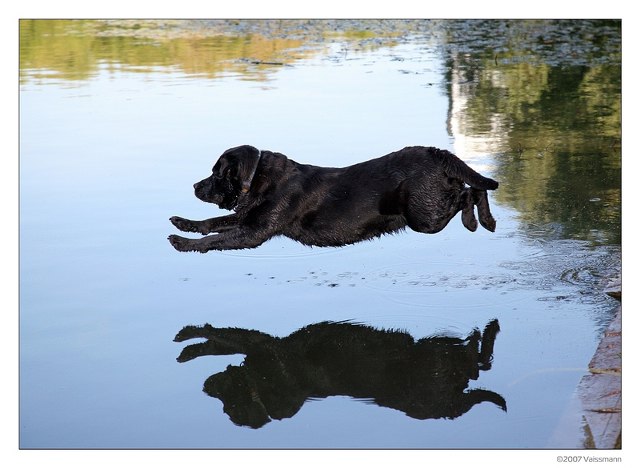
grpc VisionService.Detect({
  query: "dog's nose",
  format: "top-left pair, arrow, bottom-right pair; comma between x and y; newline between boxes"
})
193,182 -> 199,189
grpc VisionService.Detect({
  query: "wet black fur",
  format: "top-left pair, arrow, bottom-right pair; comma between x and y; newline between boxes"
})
169,145 -> 498,253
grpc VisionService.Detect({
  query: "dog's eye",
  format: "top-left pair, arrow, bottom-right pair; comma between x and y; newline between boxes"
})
214,167 -> 232,181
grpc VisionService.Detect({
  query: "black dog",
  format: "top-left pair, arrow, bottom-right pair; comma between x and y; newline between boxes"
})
169,145 -> 498,253
175,320 -> 505,428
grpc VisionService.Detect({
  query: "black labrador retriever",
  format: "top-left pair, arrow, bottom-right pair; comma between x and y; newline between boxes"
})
174,319 -> 505,428
169,145 -> 498,253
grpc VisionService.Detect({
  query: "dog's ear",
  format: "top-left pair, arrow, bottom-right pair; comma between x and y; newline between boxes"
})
213,157 -> 243,192
218,145 -> 258,180
239,146 -> 261,193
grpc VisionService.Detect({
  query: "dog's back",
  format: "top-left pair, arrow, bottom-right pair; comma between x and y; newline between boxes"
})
370,146 -> 498,190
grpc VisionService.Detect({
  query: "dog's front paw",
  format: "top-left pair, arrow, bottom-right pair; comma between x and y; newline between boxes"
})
169,234 -> 195,252
174,323 -> 215,342
170,216 -> 199,233
168,234 -> 211,253
176,344 -> 203,363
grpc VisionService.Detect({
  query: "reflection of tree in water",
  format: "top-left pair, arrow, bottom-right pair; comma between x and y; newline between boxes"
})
19,19 -> 415,84
19,20 -> 310,83
175,320 -> 505,429
443,20 -> 621,244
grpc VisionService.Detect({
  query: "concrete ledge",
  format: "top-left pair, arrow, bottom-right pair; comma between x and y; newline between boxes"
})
576,305 -> 621,448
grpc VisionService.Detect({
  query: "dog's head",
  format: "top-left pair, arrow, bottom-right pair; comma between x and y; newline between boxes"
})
203,364 -> 306,429
193,145 -> 261,210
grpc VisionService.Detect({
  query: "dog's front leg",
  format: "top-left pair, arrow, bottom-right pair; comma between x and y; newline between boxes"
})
168,226 -> 275,253
174,325 -> 274,362
170,214 -> 239,234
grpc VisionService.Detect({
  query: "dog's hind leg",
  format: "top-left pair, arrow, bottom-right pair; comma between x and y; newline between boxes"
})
460,188 -> 478,232
478,319 -> 500,371
404,182 -> 478,234
471,189 -> 497,232
404,198 -> 461,234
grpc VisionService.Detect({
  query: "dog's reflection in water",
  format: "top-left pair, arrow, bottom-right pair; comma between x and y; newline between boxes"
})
175,320 -> 505,429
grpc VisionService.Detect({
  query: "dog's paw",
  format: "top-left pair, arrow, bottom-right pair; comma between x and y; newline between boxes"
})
479,215 -> 496,233
168,234 -> 211,253
176,344 -> 202,363
170,216 -> 198,233
174,325 -> 201,342
174,323 -> 215,342
169,234 -> 194,252
461,210 -> 478,232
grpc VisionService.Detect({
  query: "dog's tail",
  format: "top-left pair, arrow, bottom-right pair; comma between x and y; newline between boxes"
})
436,148 -> 499,190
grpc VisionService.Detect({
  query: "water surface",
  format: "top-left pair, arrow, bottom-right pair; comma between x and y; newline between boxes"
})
19,19 -> 621,449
